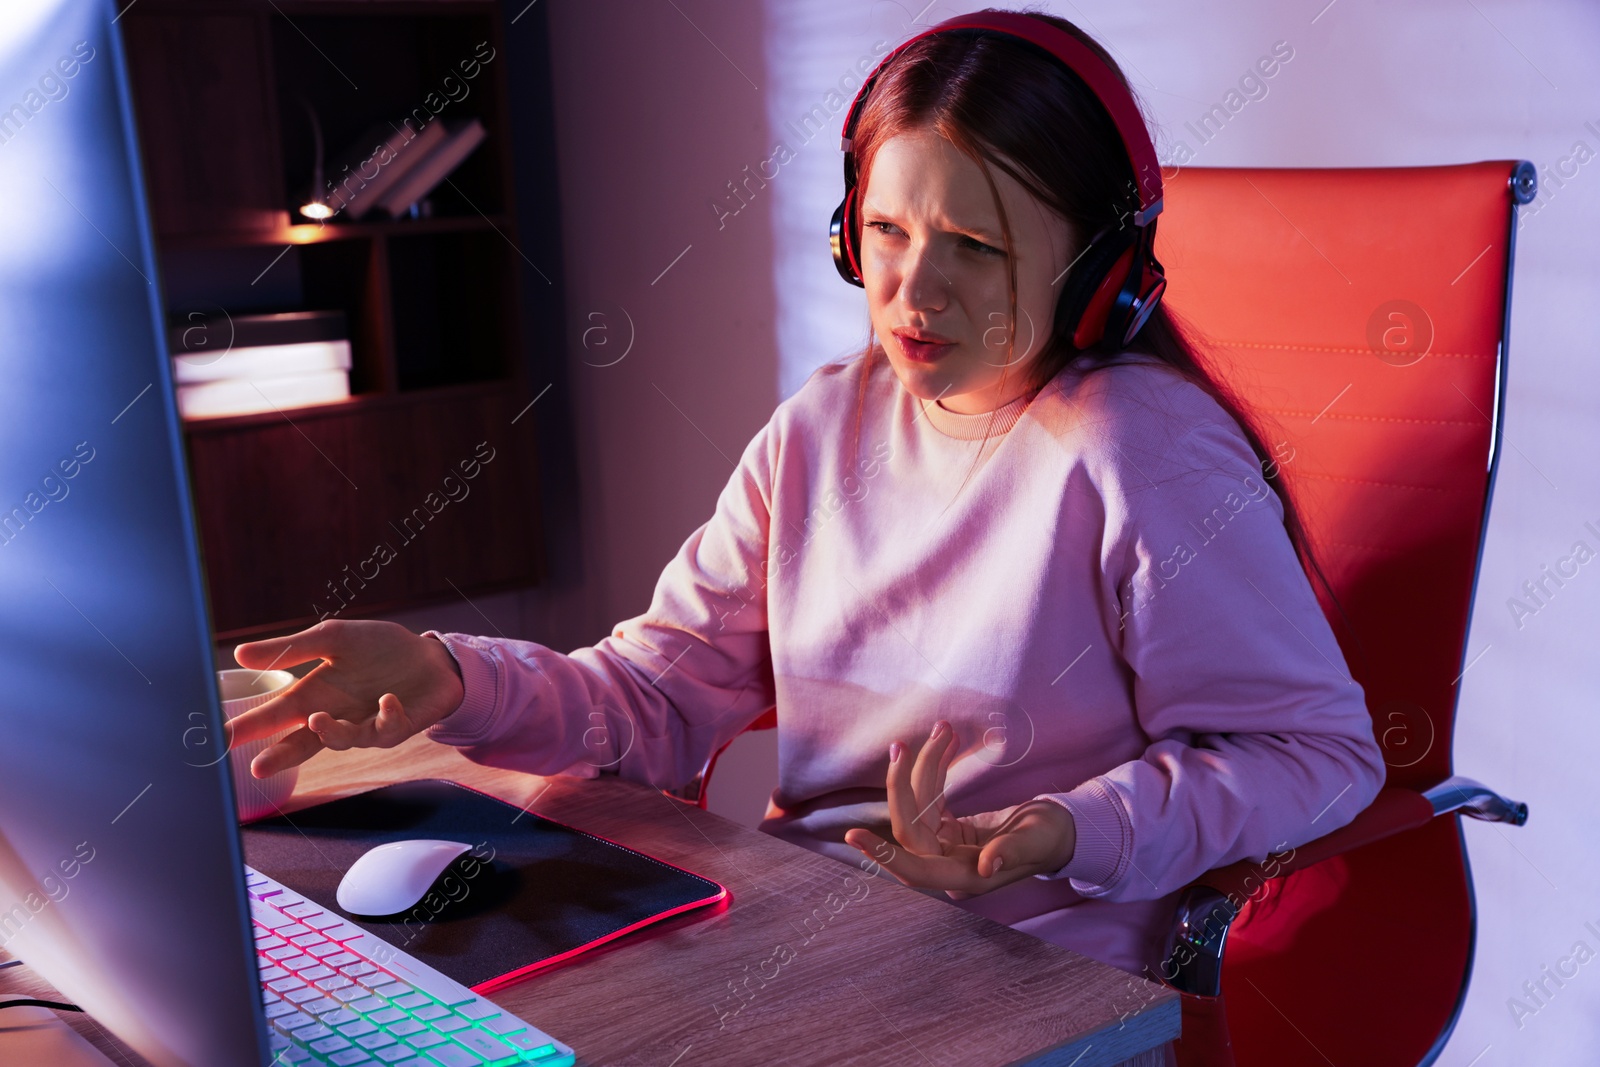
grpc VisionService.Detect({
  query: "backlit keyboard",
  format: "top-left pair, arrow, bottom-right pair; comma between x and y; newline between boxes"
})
246,865 -> 576,1067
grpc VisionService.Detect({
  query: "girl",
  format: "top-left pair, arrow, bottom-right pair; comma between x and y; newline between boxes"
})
231,8 -> 1384,983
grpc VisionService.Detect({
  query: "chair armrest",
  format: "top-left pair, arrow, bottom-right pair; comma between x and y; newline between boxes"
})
1198,786 -> 1435,902
1422,775 -> 1529,825
1156,786 -> 1431,996
1162,778 -> 1528,997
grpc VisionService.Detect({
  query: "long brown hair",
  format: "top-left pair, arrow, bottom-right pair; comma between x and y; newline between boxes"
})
846,7 -> 1346,621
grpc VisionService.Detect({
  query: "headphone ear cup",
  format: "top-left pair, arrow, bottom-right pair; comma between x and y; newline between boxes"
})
830,187 -> 864,287
1118,253 -> 1167,344
1056,229 -> 1136,351
1076,242 -> 1141,350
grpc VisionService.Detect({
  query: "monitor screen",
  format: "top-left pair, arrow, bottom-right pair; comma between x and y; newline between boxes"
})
0,1 -> 268,1063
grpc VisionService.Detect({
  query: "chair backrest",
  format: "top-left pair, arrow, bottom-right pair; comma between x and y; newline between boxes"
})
1160,161 -> 1527,1067
1160,160 -> 1527,794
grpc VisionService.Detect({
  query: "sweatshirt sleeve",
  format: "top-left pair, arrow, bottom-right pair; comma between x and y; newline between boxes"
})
419,420 -> 779,794
1032,374 -> 1386,899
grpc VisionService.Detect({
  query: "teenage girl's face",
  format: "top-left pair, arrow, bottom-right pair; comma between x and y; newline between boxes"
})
860,127 -> 1078,415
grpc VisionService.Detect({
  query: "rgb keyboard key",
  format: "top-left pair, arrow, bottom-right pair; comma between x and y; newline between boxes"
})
247,865 -> 575,1067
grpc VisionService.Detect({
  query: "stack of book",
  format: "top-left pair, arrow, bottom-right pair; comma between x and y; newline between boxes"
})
169,310 -> 352,419
314,117 -> 488,221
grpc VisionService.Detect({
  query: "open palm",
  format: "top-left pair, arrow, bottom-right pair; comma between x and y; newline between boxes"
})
227,620 -> 465,778
844,719 -> 1077,899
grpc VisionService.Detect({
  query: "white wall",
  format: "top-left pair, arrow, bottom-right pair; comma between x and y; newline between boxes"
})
387,1 -> 1598,1059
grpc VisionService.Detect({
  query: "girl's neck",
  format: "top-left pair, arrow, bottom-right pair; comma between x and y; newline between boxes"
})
937,373 -> 1044,415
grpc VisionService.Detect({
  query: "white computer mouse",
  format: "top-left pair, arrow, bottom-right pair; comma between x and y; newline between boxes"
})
335,839 -> 474,917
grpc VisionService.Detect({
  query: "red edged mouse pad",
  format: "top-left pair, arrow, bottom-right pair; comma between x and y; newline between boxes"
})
240,778 -> 728,993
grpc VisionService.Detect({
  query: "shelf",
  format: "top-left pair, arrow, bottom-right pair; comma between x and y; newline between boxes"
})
122,0 -> 549,636
158,213 -> 511,250
179,379 -> 514,435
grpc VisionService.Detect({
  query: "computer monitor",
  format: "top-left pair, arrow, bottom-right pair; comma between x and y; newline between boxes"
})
0,0 -> 271,1062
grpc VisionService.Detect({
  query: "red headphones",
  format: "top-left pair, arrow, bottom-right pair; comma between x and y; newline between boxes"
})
830,10 -> 1168,351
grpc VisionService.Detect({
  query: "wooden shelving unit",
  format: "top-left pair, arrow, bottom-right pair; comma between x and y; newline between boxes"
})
122,0 -> 548,639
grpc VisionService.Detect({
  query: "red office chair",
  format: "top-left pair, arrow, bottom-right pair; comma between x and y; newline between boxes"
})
1149,159 -> 1532,1067
670,160 -> 1534,1067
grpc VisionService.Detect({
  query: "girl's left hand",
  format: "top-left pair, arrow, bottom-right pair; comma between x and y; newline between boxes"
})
844,719 -> 1077,900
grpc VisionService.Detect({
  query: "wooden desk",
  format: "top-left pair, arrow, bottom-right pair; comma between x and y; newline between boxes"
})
1,733 -> 1179,1066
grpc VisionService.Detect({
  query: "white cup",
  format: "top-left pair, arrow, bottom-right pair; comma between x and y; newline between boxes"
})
217,668 -> 299,823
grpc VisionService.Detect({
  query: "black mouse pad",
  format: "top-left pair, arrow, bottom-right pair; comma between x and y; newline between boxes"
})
240,778 -> 728,992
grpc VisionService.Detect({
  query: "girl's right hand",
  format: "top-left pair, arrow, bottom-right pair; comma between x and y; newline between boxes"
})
226,619 -> 466,779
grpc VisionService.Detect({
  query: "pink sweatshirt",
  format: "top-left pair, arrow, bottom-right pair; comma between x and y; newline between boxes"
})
423,350 -> 1385,978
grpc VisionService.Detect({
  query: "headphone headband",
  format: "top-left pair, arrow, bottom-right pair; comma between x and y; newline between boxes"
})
838,10 -> 1163,225
830,10 -> 1168,350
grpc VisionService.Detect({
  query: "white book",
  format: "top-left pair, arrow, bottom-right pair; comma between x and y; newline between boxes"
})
377,118 -> 488,218
323,120 -> 449,221
177,371 -> 351,419
172,340 -> 352,385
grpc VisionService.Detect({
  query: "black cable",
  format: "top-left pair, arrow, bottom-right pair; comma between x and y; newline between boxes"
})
0,998 -> 82,1012
1,960 -> 84,1011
